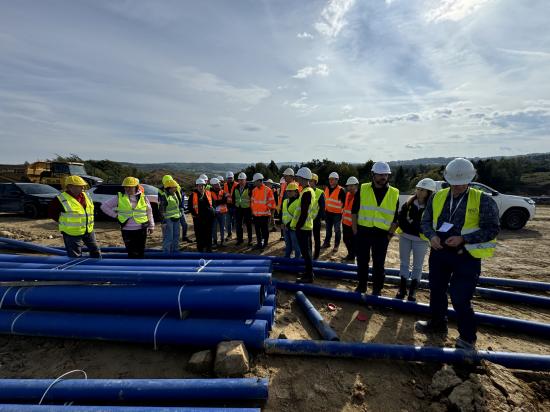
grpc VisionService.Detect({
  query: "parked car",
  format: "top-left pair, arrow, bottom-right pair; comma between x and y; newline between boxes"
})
0,182 -> 60,218
398,181 -> 536,230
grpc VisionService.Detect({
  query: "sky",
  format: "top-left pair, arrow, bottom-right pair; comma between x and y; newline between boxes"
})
1,0 -> 549,164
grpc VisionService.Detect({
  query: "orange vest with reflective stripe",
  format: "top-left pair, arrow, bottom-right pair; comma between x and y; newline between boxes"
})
251,184 -> 275,217
211,190 -> 228,214
342,192 -> 354,226
223,182 -> 237,205
192,191 -> 212,216
324,185 -> 344,214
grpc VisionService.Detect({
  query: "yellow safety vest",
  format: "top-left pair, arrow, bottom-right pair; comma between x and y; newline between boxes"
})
234,187 -> 251,208
357,183 -> 399,231
117,193 -> 149,224
282,198 -> 299,225
432,188 -> 496,259
162,192 -> 182,220
311,187 -> 323,220
57,192 -> 94,236
290,187 -> 317,231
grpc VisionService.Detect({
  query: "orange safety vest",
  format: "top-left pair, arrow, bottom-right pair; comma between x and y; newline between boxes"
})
223,182 -> 238,205
324,185 -> 344,214
192,191 -> 212,216
211,189 -> 228,214
251,184 -> 275,217
342,192 -> 354,226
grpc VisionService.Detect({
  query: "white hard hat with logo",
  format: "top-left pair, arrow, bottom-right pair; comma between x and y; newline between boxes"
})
196,178 -> 206,185
296,167 -> 312,180
252,173 -> 264,182
226,171 -> 234,178
346,176 -> 359,185
444,158 -> 476,185
283,168 -> 295,176
371,162 -> 391,175
238,172 -> 247,180
329,172 -> 339,179
416,178 -> 436,192
210,177 -> 220,185
199,174 -> 208,181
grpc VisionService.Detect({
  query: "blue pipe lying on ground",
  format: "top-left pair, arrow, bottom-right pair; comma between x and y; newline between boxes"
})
193,305 -> 275,331
0,378 -> 268,404
0,238 -> 66,256
0,310 -> 268,350
264,339 -> 550,371
274,281 -> 550,339
0,406 -> 259,412
295,292 -> 339,341
0,285 -> 264,314
0,269 -> 271,286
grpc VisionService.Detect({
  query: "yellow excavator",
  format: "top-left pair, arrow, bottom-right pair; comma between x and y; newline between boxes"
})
0,161 -> 102,188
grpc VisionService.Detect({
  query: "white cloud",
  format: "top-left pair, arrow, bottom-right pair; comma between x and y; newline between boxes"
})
314,0 -> 356,38
425,0 -> 493,23
293,63 -> 330,79
297,32 -> 314,39
497,48 -> 550,59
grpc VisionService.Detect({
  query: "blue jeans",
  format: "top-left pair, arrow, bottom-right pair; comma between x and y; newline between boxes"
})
212,213 -> 226,243
226,207 -> 236,236
324,212 -> 342,246
162,219 -> 180,254
180,212 -> 188,238
399,236 -> 429,281
284,228 -> 301,258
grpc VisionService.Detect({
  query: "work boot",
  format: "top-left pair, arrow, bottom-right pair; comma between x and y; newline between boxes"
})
407,279 -> 419,302
226,233 -> 232,240
455,337 -> 476,351
395,277 -> 407,300
182,236 -> 191,242
371,287 -> 381,297
296,273 -> 315,284
321,242 -> 330,249
415,320 -> 448,336
354,282 -> 367,294
332,245 -> 339,253
253,244 -> 262,250
248,239 -> 253,246
236,240 -> 243,246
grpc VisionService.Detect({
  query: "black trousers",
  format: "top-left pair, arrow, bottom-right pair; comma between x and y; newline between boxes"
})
193,217 -> 213,252
253,215 -> 270,247
356,228 -> 390,293
297,229 -> 313,277
313,217 -> 321,259
342,224 -> 356,258
235,207 -> 252,242
62,232 -> 101,258
121,228 -> 147,258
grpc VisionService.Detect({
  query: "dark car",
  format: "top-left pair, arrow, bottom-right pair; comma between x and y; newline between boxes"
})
0,183 -> 60,218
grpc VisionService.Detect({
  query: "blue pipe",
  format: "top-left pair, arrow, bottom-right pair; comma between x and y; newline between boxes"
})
274,281 -> 550,339
295,292 -> 339,341
264,339 -> 550,371
0,378 -> 268,404
0,406 -> 259,412
264,294 -> 275,307
0,285 -> 264,314
0,269 -> 271,286
192,306 -> 275,331
0,238 -> 66,255
0,310 -> 268,350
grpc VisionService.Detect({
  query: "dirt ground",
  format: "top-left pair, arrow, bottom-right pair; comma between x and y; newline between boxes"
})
0,207 -> 549,411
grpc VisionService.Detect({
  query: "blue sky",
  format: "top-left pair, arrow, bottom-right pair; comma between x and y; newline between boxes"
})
1,0 -> 549,164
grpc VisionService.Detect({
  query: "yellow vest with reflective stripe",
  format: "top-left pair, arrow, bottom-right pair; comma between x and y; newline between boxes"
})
432,188 -> 496,259
311,188 -> 323,220
57,192 -> 94,236
290,187 -> 317,231
281,198 -> 294,225
234,187 -> 251,208
162,192 -> 182,220
117,193 -> 149,224
357,183 -> 399,231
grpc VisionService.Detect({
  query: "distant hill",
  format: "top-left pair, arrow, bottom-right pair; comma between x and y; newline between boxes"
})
389,152 -> 550,167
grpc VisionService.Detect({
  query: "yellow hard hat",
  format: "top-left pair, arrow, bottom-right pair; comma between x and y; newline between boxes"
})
164,179 -> 178,188
162,175 -> 173,185
287,182 -> 299,191
64,175 -> 88,187
311,173 -> 319,182
122,176 -> 139,187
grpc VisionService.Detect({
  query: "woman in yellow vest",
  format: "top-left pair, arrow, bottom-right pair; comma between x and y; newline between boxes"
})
101,177 -> 154,258
233,172 -> 253,246
416,158 -> 499,350
159,179 -> 182,254
281,182 -> 301,259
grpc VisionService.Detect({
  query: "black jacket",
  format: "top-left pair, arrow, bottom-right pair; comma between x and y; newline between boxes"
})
398,199 -> 425,238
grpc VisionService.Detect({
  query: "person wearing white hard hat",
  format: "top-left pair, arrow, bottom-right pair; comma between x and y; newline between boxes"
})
351,161 -> 400,295
251,172 -> 275,250
416,158 -> 499,350
322,171 -> 346,252
232,172 -> 253,246
199,174 -> 211,190
190,177 -> 215,252
224,171 -> 238,241
342,176 -> 359,261
310,173 -> 325,260
277,167 -> 299,216
264,179 -> 278,233
209,178 -> 227,248
395,178 -> 436,301
291,167 -> 319,283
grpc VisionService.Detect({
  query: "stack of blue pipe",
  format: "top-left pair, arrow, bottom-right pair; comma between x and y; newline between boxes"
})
0,252 -> 276,350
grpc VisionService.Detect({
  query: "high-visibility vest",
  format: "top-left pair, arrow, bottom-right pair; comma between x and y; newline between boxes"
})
290,187 -> 317,231
281,198 -> 296,225
310,187 -> 323,220
192,191 -> 213,216
251,184 -> 274,217
117,193 -> 149,225
224,182 -> 238,205
324,185 -> 344,214
342,192 -> 354,227
432,188 -> 496,259
234,186 -> 250,208
211,190 -> 228,214
357,183 -> 399,231
162,191 -> 182,220
277,180 -> 302,211
57,192 -> 94,236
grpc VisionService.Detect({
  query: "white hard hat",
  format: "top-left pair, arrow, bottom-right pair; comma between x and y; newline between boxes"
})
210,177 -> 220,185
371,161 -> 391,175
252,172 -> 264,182
416,178 -> 436,192
265,179 -> 273,184
238,172 -> 247,180
283,168 -> 295,176
444,158 -> 476,185
346,176 -> 359,185
196,178 -> 206,185
217,175 -> 224,182
329,172 -> 339,179
296,167 -> 312,180
199,174 -> 208,181
226,171 -> 234,178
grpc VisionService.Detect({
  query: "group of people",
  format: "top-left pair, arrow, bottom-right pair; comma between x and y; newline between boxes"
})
48,157 -> 499,350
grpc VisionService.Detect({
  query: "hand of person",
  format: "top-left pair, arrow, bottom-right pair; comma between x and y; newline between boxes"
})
147,227 -> 154,235
445,236 -> 464,248
430,236 -> 443,250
